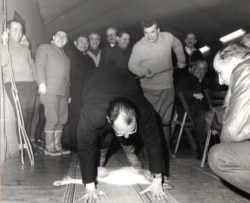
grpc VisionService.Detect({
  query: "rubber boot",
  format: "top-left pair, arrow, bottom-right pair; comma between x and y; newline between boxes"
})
99,148 -> 108,167
55,130 -> 71,155
44,131 -> 61,156
121,144 -> 142,169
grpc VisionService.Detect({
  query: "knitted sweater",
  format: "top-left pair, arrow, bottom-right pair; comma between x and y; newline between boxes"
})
2,40 -> 35,83
129,32 -> 185,90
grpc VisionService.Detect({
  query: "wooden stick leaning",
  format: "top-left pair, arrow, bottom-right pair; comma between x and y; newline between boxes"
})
7,51 -> 35,165
9,52 -> 35,165
1,0 -> 6,161
2,0 -> 34,166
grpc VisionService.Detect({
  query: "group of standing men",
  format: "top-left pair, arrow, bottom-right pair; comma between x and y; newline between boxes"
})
2,17 -> 250,202
1,17 -> 186,201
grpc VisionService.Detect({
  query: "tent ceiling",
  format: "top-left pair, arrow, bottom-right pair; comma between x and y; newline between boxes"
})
36,0 -> 250,47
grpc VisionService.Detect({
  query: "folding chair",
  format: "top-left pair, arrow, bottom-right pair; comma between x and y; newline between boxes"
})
171,92 -> 196,157
200,89 -> 227,167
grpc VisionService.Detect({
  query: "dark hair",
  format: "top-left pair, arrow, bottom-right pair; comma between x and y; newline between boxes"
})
51,30 -> 68,40
7,20 -> 22,29
141,17 -> 158,29
193,60 -> 208,71
191,60 -> 208,80
117,29 -> 130,38
185,33 -> 197,40
218,43 -> 250,60
107,97 -> 136,125
75,33 -> 89,42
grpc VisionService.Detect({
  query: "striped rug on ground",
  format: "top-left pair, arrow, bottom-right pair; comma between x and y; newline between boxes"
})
63,153 -> 78,203
63,152 -> 179,203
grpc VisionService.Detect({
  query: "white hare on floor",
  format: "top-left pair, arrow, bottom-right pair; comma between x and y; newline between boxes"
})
53,166 -> 152,186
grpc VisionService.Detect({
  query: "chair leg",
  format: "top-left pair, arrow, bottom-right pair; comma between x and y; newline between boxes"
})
171,112 -> 178,139
201,129 -> 212,168
184,128 -> 196,151
174,112 -> 187,156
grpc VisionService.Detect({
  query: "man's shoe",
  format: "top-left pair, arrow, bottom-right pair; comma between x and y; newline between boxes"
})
162,176 -> 174,190
57,149 -> 71,155
32,139 -> 45,151
44,149 -> 62,156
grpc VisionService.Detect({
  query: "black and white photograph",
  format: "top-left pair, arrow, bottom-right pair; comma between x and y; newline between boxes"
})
1,0 -> 250,202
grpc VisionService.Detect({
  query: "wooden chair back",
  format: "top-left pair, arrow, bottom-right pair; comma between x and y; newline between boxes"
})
172,92 -> 196,156
204,89 -> 227,110
201,89 -> 227,167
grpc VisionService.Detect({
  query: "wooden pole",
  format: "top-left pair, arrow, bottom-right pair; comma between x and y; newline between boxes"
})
0,0 -> 6,162
1,0 -> 34,165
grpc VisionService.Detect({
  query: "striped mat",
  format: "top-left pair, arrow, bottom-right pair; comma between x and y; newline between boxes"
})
63,152 -> 179,203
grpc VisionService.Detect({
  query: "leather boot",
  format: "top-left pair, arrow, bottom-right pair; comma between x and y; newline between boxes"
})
44,131 -> 61,156
99,148 -> 108,167
55,130 -> 71,155
121,144 -> 142,169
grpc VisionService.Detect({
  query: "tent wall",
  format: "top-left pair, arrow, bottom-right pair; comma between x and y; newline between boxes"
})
5,0 -> 49,52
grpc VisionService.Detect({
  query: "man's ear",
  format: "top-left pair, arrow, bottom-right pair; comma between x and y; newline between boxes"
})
64,38 -> 68,46
52,35 -> 55,43
157,28 -> 160,33
106,116 -> 111,123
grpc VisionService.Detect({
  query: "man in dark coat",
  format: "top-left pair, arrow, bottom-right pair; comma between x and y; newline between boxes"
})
100,29 -> 132,71
175,60 -> 209,159
77,66 -> 168,202
63,34 -> 95,151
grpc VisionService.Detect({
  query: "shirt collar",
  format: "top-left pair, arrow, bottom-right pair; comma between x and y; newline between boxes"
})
185,46 -> 196,55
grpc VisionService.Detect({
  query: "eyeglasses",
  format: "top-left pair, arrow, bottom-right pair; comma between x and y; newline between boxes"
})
107,33 -> 117,37
114,124 -> 137,137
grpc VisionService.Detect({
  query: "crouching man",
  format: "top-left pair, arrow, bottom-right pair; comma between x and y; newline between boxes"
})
208,43 -> 250,194
77,66 -> 169,202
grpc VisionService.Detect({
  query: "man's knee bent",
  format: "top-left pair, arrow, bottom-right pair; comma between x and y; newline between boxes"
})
208,144 -> 221,169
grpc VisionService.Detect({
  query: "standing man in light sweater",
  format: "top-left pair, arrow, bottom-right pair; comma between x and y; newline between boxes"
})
35,31 -> 71,156
2,20 -> 37,141
129,18 -> 186,160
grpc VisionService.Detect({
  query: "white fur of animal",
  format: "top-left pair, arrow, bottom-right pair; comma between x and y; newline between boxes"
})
53,167 -> 152,186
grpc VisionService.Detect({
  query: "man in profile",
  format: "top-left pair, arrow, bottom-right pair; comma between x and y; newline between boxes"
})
208,43 -> 250,194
